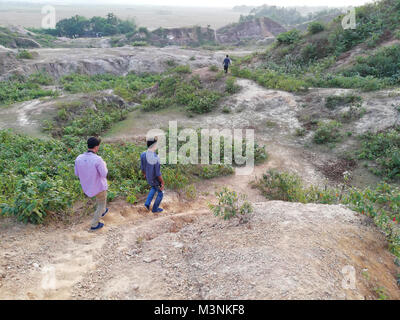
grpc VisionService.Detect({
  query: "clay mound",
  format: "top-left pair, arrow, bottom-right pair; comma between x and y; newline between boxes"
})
216,17 -> 287,44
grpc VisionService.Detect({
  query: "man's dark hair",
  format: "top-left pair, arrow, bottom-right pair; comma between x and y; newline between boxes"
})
226,55 -> 229,57
147,137 -> 158,148
88,137 -> 101,149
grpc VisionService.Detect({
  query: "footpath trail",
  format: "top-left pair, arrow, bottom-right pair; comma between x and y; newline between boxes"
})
0,158 -> 399,300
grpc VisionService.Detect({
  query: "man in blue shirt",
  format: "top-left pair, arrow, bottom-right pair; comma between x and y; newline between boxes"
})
223,55 -> 231,74
140,137 -> 165,213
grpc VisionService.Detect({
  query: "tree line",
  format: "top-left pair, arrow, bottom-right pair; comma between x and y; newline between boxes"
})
33,13 -> 136,38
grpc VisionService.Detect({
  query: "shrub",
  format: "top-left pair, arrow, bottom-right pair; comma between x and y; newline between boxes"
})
222,106 -> 231,113
142,97 -> 172,111
209,187 -> 253,221
209,65 -> 218,72
132,41 -> 148,46
47,100 -> 129,138
343,44 -> 400,84
276,29 -> 301,45
225,77 -> 240,94
313,120 -> 342,144
170,65 -> 192,74
186,90 -> 222,114
252,169 -> 306,202
16,50 -> 34,59
358,128 -> 400,179
307,21 -> 325,34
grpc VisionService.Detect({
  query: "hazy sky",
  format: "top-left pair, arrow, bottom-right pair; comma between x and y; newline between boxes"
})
3,0 -> 374,7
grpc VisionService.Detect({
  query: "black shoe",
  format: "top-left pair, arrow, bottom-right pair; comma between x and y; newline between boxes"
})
101,208 -> 109,217
90,222 -> 104,231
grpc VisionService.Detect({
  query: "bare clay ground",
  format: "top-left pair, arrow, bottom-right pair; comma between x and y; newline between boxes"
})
1,175 -> 399,300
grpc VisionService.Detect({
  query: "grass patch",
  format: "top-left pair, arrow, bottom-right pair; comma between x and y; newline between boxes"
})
0,73 -> 57,106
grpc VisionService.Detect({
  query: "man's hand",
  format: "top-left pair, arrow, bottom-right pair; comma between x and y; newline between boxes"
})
158,175 -> 165,191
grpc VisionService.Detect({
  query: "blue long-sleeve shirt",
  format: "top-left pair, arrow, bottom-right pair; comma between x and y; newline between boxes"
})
140,150 -> 162,187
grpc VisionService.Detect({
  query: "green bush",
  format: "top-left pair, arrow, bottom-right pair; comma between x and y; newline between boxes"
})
170,65 -> 192,74
307,21 -> 325,34
358,128 -> 400,179
252,169 -> 306,202
186,90 -> 222,114
313,120 -> 342,144
276,29 -> 301,45
132,41 -> 148,46
225,77 -> 240,94
16,50 -> 34,59
47,100 -> 129,138
142,97 -> 172,111
209,187 -> 253,221
343,44 -> 400,84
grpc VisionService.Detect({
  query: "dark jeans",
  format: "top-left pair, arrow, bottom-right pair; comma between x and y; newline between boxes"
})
224,65 -> 229,73
145,186 -> 163,212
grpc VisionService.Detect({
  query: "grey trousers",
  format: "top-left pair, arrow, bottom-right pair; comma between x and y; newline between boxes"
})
91,190 -> 107,228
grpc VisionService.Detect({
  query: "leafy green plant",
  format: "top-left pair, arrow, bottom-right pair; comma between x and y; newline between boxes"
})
225,77 -> 240,94
374,287 -> 388,300
132,41 -> 148,46
313,121 -> 342,144
358,127 -> 400,180
16,50 -> 34,59
308,21 -> 325,34
276,29 -> 301,45
209,187 -> 253,221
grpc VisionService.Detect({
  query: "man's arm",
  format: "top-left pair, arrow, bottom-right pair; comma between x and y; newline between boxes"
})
96,158 -> 108,178
155,160 -> 164,191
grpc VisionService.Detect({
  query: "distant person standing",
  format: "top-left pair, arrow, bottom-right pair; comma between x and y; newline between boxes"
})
223,54 -> 231,74
75,137 -> 109,231
141,137 -> 165,213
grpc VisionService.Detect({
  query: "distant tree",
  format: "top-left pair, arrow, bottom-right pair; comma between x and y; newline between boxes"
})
56,15 -> 89,37
50,13 -> 137,38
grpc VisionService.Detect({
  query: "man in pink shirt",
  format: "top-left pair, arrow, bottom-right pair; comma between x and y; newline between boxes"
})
75,137 -> 109,231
